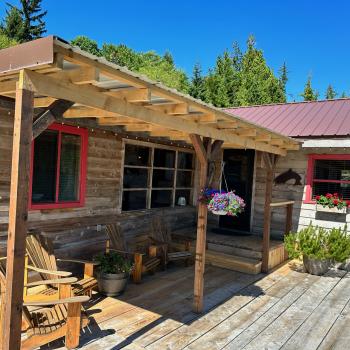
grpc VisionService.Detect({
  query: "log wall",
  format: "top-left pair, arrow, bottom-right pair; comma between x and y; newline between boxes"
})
0,110 -> 196,259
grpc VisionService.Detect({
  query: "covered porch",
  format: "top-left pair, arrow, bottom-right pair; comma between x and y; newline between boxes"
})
0,36 -> 299,349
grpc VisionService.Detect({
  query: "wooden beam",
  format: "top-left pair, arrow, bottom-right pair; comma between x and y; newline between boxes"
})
147,102 -> 189,115
2,73 -> 34,350
34,97 -> 57,108
22,69 -> 288,156
125,124 -> 154,132
63,106 -> 118,118
0,96 -> 15,110
234,128 -> 257,137
32,100 -> 74,139
286,203 -> 293,235
216,121 -> 238,129
106,88 -> 151,102
98,116 -> 138,125
261,153 -> 278,273
256,134 -> 271,142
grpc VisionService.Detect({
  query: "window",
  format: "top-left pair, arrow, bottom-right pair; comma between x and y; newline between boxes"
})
122,142 -> 194,211
30,124 -> 88,209
305,154 -> 350,203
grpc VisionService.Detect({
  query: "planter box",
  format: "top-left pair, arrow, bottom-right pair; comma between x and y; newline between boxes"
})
316,204 -> 347,214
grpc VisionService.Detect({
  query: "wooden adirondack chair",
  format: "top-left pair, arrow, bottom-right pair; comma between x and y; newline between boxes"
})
105,223 -> 162,283
26,233 -> 99,297
150,216 -> 193,267
0,259 -> 90,349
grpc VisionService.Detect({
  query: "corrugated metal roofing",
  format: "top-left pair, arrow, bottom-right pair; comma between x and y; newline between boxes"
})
224,99 -> 350,138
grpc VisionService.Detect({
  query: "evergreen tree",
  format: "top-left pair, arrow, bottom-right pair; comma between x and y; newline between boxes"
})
235,35 -> 285,106
189,63 -> 206,100
325,84 -> 337,99
279,62 -> 288,95
163,51 -> 174,65
71,36 -> 101,56
301,76 -> 318,101
340,91 -> 348,98
1,0 -> 47,42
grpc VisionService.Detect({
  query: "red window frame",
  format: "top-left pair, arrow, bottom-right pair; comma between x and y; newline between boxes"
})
305,154 -> 350,204
29,123 -> 88,210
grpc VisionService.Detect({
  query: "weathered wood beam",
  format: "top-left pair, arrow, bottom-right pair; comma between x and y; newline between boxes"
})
234,128 -> 257,137
64,106 -> 117,118
256,133 -> 271,142
125,124 -> 154,132
0,96 -> 15,110
147,102 -> 189,115
216,121 -> 238,129
261,153 -> 278,273
32,100 -> 74,140
2,72 -> 34,350
22,69 -> 287,156
106,88 -> 151,103
34,97 -> 57,108
98,116 -> 139,125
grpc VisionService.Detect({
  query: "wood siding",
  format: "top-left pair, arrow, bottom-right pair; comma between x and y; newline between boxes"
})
252,147 -> 350,239
0,110 -> 196,258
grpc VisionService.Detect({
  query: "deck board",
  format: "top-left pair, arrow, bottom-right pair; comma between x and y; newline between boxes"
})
45,263 -> 350,350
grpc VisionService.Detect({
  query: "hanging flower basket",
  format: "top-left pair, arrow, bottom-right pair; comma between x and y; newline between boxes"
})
201,190 -> 245,217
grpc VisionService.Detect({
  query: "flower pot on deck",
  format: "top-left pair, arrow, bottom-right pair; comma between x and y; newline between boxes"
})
97,272 -> 129,297
303,256 -> 331,276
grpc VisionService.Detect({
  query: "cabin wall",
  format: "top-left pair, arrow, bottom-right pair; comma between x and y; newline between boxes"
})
0,110 -> 196,258
252,146 -> 350,239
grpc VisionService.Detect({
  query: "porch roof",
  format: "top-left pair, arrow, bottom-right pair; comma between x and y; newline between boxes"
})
0,36 -> 299,156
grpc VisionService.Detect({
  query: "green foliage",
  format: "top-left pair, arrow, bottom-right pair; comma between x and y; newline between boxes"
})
94,251 -> 133,275
189,63 -> 206,101
284,224 -> 350,262
325,84 -> 337,99
340,91 -> 348,98
0,32 -> 18,49
71,35 -> 189,93
278,62 -> 288,96
1,0 -> 47,42
301,76 -> 318,101
71,36 -> 101,57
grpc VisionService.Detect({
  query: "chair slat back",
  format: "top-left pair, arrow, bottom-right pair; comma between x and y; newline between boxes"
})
150,216 -> 172,244
26,233 -> 58,280
106,223 -> 127,252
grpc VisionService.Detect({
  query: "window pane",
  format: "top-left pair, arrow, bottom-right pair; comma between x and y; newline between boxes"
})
175,189 -> 191,206
177,152 -> 193,169
313,182 -> 350,200
151,190 -> 172,208
32,130 -> 58,204
123,168 -> 148,188
152,169 -> 174,188
124,144 -> 150,166
314,159 -> 350,181
58,133 -> 81,202
176,170 -> 192,188
122,190 -> 147,211
153,148 -> 175,168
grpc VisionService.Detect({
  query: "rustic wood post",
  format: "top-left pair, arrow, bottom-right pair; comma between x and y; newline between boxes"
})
261,153 -> 277,273
285,203 -> 293,235
190,134 -> 210,313
2,72 -> 34,350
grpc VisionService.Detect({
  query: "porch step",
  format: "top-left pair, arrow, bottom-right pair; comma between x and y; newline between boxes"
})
207,242 -> 262,260
205,250 -> 262,275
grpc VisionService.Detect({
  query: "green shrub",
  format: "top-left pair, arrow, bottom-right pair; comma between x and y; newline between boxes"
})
284,224 -> 350,262
94,251 -> 133,275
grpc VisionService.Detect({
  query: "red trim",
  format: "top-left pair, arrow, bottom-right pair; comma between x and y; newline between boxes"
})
29,123 -> 88,210
304,154 -> 350,204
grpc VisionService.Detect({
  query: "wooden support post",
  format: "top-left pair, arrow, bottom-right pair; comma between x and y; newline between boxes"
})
2,75 -> 34,350
190,134 -> 210,313
261,153 -> 277,273
285,203 -> 293,235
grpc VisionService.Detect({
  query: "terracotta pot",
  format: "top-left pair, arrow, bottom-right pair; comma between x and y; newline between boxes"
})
303,256 -> 331,276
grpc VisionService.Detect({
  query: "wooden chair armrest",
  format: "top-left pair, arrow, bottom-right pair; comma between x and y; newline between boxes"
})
108,248 -> 145,256
24,277 -> 78,288
57,258 -> 100,266
23,295 -> 90,307
26,264 -> 72,277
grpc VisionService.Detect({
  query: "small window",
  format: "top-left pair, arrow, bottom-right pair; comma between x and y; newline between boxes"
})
30,124 -> 87,209
122,142 -> 194,211
305,155 -> 350,202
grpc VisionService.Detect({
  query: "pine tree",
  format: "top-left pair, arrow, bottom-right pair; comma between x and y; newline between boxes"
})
301,76 -> 317,101
325,84 -> 337,99
279,62 -> 288,96
163,51 -> 174,66
1,0 -> 47,42
340,91 -> 348,98
189,63 -> 206,101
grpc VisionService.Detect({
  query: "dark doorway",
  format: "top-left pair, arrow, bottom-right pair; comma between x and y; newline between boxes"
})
219,149 -> 255,233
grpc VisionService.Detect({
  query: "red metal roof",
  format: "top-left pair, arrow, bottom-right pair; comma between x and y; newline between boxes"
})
224,99 -> 350,138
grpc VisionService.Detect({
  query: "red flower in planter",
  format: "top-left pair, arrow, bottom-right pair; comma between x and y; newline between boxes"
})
326,193 -> 333,199
333,193 -> 339,198
347,200 -> 350,207
333,199 -> 339,205
315,195 -> 321,200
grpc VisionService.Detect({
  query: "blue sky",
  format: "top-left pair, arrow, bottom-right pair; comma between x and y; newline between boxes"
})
1,0 -> 349,101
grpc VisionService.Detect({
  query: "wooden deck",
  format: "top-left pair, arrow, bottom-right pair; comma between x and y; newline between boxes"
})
45,262 -> 350,350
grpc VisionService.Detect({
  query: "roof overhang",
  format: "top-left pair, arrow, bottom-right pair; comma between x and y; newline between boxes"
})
0,36 -> 300,156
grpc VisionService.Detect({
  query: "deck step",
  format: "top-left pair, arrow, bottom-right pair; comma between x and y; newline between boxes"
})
207,242 -> 262,260
205,250 -> 262,275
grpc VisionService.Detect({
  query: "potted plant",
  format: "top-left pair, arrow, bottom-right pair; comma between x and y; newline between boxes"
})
315,193 -> 350,214
207,191 -> 245,216
284,224 -> 350,275
94,251 -> 133,297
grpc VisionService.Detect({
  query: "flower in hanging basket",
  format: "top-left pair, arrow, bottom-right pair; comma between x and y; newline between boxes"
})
316,192 -> 349,210
198,188 -> 223,205
207,191 -> 245,216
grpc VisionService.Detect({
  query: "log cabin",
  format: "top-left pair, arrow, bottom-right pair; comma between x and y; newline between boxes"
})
0,36 -> 302,348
